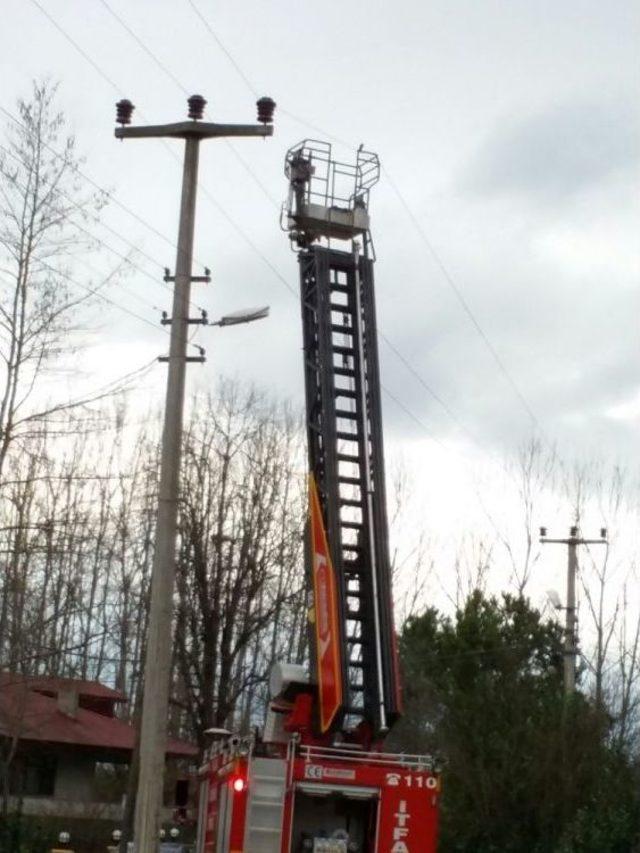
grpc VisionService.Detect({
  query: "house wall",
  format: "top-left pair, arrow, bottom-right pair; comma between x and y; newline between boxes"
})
54,752 -> 96,801
10,794 -> 124,820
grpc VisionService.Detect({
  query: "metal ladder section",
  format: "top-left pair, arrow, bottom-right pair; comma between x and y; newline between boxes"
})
299,245 -> 401,737
243,757 -> 288,852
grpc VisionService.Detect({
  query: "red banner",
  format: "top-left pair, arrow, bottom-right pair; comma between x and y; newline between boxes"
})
309,474 -> 343,732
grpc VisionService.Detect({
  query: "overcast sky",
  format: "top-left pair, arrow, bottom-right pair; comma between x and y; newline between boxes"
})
3,0 -> 639,609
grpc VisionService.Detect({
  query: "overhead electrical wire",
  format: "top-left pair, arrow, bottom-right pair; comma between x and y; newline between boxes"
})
25,0 -> 532,471
96,0 -> 281,209
91,0 -> 478,447
26,0 -> 487,464
0,140 -> 174,288
0,144 -> 162,304
381,167 -> 545,436
23,0 -> 480,463
183,0 -> 551,448
26,0 -> 275,309
0,105 -> 209,314
0,144 -> 211,353
31,259 -> 173,338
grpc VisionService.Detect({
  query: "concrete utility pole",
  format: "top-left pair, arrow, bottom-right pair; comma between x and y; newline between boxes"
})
540,525 -> 608,694
114,93 -> 275,852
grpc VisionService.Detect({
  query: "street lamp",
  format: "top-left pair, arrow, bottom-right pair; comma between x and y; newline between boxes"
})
546,589 -> 563,610
204,726 -> 232,739
210,305 -> 270,327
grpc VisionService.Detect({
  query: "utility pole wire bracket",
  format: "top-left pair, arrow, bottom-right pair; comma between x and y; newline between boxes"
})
158,354 -> 206,363
160,314 -> 208,326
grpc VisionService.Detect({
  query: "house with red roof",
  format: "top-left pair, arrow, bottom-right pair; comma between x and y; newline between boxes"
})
0,672 -> 197,821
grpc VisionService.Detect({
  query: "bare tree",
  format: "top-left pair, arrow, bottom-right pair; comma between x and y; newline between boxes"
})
480,438 -> 558,594
567,461 -> 640,737
174,383 -> 306,745
387,459 -> 434,623
610,579 -> 640,751
0,81 -> 107,482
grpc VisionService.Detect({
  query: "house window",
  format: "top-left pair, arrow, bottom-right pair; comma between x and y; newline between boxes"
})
9,753 -> 57,796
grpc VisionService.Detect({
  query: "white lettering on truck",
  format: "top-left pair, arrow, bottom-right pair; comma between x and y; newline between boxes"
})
391,799 -> 410,852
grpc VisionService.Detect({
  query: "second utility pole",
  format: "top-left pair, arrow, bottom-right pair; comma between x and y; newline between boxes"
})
540,525 -> 608,694
114,93 -> 274,853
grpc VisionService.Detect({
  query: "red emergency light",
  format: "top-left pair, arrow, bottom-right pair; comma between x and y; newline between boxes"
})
231,775 -> 246,794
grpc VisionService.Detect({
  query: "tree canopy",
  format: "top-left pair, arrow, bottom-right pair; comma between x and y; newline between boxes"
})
390,591 -> 640,852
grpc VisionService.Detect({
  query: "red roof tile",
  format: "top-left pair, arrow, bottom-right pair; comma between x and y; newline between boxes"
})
11,673 -> 126,702
0,674 -> 196,758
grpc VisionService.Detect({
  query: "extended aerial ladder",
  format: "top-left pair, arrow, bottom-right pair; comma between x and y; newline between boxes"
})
289,141 -> 401,744
196,141 -> 439,853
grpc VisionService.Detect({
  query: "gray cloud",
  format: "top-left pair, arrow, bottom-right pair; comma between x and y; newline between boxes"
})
462,98 -> 639,202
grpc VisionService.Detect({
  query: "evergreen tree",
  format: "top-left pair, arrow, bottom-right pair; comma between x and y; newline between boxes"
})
390,592 -> 640,852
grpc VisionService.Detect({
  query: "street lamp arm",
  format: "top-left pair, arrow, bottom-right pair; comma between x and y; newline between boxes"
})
211,306 -> 270,327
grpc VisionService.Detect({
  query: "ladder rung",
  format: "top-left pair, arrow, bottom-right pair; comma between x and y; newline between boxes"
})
338,476 -> 361,485
336,431 -> 359,441
345,571 -> 364,581
349,661 -> 365,669
340,498 -> 363,507
332,345 -> 355,356
349,684 -> 365,692
333,366 -> 356,378
341,521 -> 363,529
337,453 -> 360,463
331,324 -> 353,335
335,388 -> 357,399
330,283 -> 349,294
346,608 -> 362,619
335,409 -> 358,420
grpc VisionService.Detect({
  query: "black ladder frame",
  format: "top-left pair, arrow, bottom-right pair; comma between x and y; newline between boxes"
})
299,245 -> 401,738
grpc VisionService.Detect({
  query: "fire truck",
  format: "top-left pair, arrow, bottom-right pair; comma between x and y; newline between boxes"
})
196,141 -> 440,853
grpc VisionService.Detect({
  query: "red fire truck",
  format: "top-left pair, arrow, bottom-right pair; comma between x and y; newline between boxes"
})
196,141 -> 440,853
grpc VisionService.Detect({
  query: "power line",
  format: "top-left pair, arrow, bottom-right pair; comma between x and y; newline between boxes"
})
0,180 -> 202,350
26,0 -> 525,471
183,0 -> 549,446
98,0 -> 281,208
25,0 -> 275,311
98,0 -> 189,96
186,0 -> 260,98
379,386 -> 448,453
378,331 -> 479,445
0,143 -> 168,310
14,6 -> 213,307
381,167 -> 546,436
33,259 -> 172,337
0,141 -> 170,284
88,2 -> 478,458
29,0 -> 122,93
0,105 -> 208,311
